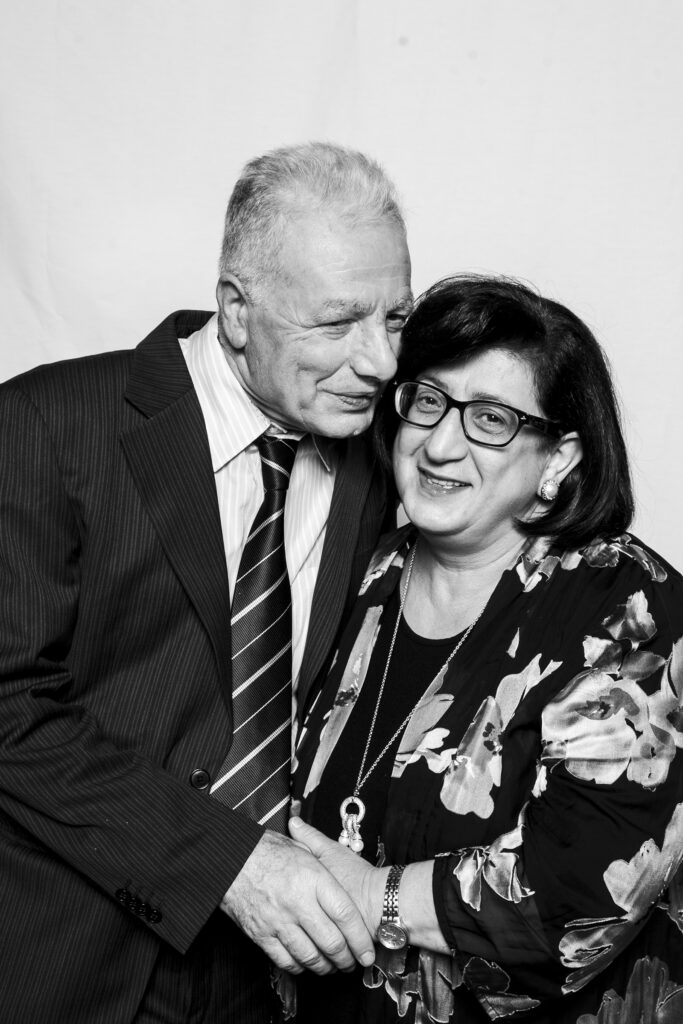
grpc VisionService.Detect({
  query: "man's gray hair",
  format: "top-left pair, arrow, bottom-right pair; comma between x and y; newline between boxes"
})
218,141 -> 406,298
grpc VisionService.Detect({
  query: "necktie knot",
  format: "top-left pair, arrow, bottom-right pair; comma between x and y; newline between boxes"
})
257,435 -> 299,492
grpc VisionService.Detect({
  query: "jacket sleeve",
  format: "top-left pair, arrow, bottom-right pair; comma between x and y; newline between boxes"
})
0,380 -> 264,953
432,567 -> 683,1019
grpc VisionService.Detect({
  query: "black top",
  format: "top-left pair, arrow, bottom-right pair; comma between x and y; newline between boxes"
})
297,589 -> 467,1023
312,587 -> 464,866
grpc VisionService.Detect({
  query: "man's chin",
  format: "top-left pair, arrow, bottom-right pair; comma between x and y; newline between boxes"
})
307,409 -> 375,439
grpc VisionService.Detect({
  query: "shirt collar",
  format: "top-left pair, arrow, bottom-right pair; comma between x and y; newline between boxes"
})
180,313 -> 334,473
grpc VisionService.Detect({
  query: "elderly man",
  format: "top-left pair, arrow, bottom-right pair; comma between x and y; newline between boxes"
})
0,143 -> 412,1023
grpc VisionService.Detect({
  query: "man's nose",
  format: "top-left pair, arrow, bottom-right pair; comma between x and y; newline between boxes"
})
350,322 -> 399,383
423,408 -> 469,460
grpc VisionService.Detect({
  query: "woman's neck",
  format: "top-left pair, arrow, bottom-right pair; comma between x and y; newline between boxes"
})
401,533 -> 526,640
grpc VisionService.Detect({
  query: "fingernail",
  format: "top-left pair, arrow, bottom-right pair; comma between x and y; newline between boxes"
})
360,951 -> 375,966
289,816 -> 302,828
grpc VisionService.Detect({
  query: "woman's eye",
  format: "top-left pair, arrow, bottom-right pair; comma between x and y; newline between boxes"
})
415,392 -> 440,410
471,405 -> 512,432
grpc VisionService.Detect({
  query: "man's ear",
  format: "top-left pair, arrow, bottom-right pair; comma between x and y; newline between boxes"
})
543,432 -> 583,484
216,274 -> 250,351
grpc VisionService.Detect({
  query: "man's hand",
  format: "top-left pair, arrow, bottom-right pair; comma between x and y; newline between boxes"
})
287,817 -> 386,935
220,829 -> 376,975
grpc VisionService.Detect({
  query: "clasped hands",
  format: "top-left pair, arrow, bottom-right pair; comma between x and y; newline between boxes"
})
220,818 -> 386,976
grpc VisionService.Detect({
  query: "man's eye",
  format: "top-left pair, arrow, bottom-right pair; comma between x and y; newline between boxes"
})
320,320 -> 352,332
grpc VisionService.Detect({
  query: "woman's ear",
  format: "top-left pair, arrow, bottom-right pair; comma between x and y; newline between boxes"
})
216,274 -> 250,351
540,432 -> 581,487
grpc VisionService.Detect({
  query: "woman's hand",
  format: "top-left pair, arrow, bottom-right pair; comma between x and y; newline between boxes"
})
289,817 -> 387,934
289,818 -> 451,953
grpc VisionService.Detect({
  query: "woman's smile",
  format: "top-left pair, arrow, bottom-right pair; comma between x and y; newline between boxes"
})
418,467 -> 470,493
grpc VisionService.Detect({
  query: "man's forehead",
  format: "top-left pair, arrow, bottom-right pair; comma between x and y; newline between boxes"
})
285,209 -> 408,259
274,211 -> 412,312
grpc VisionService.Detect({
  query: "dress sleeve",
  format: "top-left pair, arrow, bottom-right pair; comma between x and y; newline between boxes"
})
432,563 -> 683,1019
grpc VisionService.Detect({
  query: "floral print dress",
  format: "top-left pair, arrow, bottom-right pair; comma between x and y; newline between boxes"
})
292,527 -> 683,1024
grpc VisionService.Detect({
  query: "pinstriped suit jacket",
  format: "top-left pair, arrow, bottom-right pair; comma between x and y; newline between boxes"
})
0,310 -> 390,1023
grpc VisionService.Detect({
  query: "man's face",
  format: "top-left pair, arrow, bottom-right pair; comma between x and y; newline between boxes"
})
229,212 -> 412,437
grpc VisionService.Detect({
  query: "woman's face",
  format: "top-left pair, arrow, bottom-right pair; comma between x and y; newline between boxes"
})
393,348 -> 555,556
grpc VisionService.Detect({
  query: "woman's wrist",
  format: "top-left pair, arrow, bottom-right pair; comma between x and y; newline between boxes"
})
397,860 -> 450,953
366,866 -> 390,933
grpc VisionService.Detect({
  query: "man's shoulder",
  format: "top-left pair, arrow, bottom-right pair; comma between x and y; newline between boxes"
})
2,310 -> 213,406
2,348 -> 135,403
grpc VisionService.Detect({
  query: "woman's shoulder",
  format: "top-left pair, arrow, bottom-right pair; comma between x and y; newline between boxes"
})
540,534 -> 683,645
515,532 -> 683,641
574,533 -> 681,583
520,532 -> 681,589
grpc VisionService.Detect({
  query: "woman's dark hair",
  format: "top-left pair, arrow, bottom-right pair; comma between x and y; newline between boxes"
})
374,274 -> 634,548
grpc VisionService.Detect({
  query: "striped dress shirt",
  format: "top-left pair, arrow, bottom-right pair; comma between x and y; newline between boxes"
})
179,314 -> 336,712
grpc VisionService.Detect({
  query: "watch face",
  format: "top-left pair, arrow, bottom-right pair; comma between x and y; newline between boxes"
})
376,921 -> 409,950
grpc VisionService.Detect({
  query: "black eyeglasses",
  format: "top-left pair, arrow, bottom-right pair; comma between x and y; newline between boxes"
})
394,380 -> 564,448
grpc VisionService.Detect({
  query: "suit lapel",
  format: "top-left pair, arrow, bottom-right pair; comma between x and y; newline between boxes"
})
297,439 -> 374,715
120,312 -> 233,710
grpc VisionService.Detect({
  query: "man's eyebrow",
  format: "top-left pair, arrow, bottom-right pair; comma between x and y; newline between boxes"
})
317,299 -> 373,318
390,296 -> 414,316
312,294 -> 414,322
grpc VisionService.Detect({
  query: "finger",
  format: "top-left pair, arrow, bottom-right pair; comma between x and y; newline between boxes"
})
289,816 -> 332,857
261,936 -> 304,975
295,910 -> 359,973
314,878 -> 375,968
263,928 -> 336,976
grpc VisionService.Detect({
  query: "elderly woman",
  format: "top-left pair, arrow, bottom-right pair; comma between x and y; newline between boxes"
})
287,276 -> 683,1024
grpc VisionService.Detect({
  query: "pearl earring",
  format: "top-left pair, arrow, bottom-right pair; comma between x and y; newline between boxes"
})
539,479 -> 559,502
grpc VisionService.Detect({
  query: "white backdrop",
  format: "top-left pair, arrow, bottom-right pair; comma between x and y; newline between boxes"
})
2,1 -> 682,564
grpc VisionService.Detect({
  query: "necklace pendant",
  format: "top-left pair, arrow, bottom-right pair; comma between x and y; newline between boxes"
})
349,825 -> 364,854
338,795 -> 366,854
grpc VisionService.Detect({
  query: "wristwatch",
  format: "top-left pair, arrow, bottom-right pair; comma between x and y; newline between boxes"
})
376,864 -> 409,950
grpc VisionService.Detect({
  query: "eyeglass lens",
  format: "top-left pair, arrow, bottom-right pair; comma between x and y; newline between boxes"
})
397,382 -> 519,445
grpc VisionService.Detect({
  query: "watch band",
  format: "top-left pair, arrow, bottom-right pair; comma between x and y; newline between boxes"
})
376,863 -> 409,950
383,863 -> 405,923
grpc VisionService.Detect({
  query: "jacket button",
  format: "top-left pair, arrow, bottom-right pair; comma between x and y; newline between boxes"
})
190,768 -> 211,790
115,888 -> 131,905
147,908 -> 163,924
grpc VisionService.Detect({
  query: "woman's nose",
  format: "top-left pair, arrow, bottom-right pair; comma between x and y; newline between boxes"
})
423,408 -> 469,461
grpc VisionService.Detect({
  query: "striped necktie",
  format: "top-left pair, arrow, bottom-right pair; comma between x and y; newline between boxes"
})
211,434 -> 300,831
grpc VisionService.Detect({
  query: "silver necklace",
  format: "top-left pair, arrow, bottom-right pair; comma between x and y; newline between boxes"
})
338,541 -> 488,854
